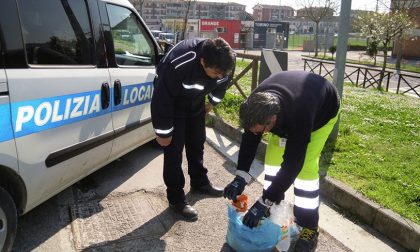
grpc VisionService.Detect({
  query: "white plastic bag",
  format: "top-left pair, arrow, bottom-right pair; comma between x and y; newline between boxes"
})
269,201 -> 300,252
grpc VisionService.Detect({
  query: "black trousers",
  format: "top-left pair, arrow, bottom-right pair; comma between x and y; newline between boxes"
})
163,112 -> 210,205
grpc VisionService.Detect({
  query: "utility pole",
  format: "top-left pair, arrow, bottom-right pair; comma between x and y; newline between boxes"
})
279,0 -> 281,21
330,0 -> 351,140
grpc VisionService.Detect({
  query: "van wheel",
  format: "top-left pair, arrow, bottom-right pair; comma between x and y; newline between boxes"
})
0,187 -> 17,252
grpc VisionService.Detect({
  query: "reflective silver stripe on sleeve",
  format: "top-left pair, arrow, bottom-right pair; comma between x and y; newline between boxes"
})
209,93 -> 221,103
235,170 -> 252,183
216,76 -> 228,83
172,51 -> 196,69
264,164 -> 280,176
154,127 -> 174,135
182,83 -> 204,90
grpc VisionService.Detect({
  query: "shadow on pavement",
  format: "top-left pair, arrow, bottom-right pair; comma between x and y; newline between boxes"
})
12,141 -> 163,252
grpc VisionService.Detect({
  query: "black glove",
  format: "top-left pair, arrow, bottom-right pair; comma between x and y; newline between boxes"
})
223,175 -> 247,200
242,199 -> 270,228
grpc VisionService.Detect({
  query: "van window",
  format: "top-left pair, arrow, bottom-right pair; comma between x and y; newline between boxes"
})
107,4 -> 156,66
17,0 -> 94,65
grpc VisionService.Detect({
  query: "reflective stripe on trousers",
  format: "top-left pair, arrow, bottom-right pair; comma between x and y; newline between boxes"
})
264,111 -> 339,228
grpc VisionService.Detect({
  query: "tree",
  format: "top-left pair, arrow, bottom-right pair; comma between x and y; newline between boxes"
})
181,0 -> 196,41
329,45 -> 336,58
385,0 -> 417,72
131,0 -> 146,15
358,11 -> 413,89
354,11 -> 379,66
298,0 -> 339,57
366,40 -> 379,66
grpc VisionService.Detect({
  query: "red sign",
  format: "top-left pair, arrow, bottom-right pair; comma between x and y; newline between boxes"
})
199,19 -> 241,48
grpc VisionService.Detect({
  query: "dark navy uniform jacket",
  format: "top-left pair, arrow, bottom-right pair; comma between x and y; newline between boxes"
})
237,71 -> 340,203
151,38 -> 233,138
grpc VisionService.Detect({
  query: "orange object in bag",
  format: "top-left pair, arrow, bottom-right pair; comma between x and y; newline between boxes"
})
232,194 -> 248,212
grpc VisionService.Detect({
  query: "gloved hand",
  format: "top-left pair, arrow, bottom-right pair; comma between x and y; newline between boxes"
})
223,175 -> 247,200
242,198 -> 270,228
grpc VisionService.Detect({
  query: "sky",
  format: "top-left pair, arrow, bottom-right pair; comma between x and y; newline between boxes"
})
198,0 -> 390,13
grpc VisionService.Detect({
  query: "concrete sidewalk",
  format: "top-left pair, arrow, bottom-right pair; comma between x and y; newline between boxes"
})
12,140 -> 347,252
206,114 -> 420,252
11,127 -> 415,252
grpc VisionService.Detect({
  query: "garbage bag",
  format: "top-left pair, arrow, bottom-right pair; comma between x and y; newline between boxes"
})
269,201 -> 300,252
226,205 -> 281,252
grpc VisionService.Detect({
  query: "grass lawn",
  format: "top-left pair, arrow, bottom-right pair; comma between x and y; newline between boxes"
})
215,63 -> 420,224
322,85 -> 419,224
288,34 -> 367,50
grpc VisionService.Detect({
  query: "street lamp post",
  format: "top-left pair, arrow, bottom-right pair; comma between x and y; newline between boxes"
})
330,0 -> 352,140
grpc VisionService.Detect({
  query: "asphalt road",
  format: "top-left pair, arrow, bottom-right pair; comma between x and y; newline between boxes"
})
12,140 -> 351,252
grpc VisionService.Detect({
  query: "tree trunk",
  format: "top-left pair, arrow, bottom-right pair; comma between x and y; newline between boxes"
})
182,1 -> 192,41
323,29 -> 327,58
395,36 -> 403,72
374,53 -> 377,66
315,22 -> 320,57
379,43 -> 389,90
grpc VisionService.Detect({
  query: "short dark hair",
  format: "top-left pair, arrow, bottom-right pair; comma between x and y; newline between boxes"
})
239,92 -> 280,130
201,38 -> 235,75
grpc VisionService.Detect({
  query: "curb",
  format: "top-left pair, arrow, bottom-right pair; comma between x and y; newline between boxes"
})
207,113 -> 420,251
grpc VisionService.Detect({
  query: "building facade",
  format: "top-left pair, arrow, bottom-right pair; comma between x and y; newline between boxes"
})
130,0 -> 245,30
253,21 -> 289,49
296,7 -> 335,18
252,4 -> 294,21
285,16 -> 339,34
392,0 -> 420,59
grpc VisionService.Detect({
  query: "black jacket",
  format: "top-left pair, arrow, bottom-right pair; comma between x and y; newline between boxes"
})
237,71 -> 340,202
151,38 -> 233,138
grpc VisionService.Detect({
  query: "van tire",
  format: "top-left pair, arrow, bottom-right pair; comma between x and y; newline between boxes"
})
0,187 -> 17,252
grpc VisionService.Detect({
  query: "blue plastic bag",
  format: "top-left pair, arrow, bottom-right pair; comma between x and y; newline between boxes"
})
226,205 -> 281,252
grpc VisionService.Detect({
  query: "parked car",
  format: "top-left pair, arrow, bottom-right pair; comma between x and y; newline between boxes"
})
158,32 -> 176,44
150,30 -> 163,41
0,0 -> 163,250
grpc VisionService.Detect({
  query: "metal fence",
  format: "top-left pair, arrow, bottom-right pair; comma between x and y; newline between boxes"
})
227,52 -> 420,98
303,58 -> 420,98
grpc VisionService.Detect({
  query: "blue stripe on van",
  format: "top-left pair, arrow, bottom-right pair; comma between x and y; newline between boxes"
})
114,81 -> 153,111
1,81 -> 153,142
0,103 -> 14,142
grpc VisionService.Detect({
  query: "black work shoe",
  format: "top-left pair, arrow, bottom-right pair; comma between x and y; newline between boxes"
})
294,227 -> 319,252
169,203 -> 198,220
191,183 -> 224,197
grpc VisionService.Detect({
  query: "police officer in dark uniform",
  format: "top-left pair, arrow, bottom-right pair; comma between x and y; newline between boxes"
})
224,71 -> 340,252
151,38 -> 235,220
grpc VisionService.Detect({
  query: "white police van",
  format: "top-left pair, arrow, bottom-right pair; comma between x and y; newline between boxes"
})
0,0 -> 162,250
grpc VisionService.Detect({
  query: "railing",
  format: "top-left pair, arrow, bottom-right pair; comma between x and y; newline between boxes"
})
228,54 -> 420,99
230,52 -> 261,99
303,58 -> 420,98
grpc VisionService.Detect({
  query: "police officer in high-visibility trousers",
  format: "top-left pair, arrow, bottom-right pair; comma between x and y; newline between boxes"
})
151,37 -> 235,220
224,71 -> 341,252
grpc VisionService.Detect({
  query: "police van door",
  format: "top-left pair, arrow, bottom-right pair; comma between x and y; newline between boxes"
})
103,3 -> 157,159
6,0 -> 114,210
0,68 -> 18,173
